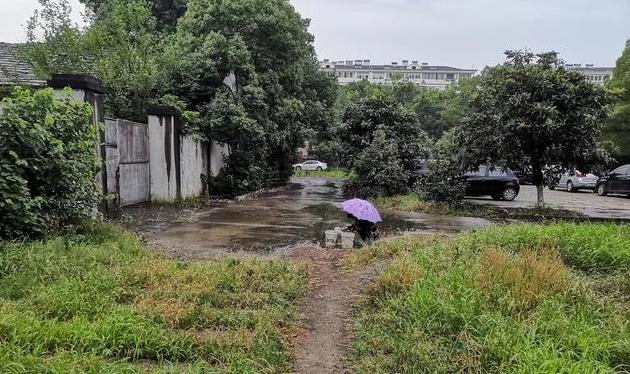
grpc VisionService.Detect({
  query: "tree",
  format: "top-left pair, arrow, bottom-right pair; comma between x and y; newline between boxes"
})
26,0 -> 164,122
167,0 -> 336,195
354,128 -> 408,197
339,95 -> 430,196
606,46 -> 630,163
456,50 -> 612,208
80,0 -> 188,31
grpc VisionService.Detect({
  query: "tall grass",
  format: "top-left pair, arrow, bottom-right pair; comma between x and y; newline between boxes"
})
351,224 -> 630,373
0,223 -> 307,373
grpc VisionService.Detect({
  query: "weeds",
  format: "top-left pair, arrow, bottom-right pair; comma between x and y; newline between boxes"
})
0,223 -> 307,373
352,223 -> 630,373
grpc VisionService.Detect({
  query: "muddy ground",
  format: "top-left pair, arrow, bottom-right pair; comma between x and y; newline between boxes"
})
117,177 -> 492,373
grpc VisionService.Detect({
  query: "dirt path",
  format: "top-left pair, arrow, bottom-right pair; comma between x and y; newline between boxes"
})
290,246 -> 383,374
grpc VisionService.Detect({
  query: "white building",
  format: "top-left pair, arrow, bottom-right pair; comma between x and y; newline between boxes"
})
565,64 -> 614,85
320,59 -> 477,90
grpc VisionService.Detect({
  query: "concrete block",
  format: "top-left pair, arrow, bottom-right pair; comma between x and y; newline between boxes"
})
325,230 -> 340,248
341,232 -> 355,249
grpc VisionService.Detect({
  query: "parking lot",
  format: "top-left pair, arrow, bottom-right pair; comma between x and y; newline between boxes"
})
469,185 -> 630,220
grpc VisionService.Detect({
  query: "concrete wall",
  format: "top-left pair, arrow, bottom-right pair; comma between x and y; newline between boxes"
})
210,142 -> 229,177
180,136 -> 208,200
148,110 -> 227,202
149,114 -> 179,201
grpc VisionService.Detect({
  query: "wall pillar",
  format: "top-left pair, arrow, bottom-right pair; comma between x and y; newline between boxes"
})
48,74 -> 109,211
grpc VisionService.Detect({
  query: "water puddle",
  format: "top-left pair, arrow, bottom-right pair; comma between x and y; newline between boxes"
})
156,178 -> 492,255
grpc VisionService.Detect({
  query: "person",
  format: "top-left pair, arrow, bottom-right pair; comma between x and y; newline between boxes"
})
345,213 -> 380,243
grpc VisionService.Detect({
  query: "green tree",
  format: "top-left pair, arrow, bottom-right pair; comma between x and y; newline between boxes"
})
168,0 -> 335,195
26,0 -> 164,122
354,128 -> 408,197
0,88 -> 97,240
456,51 -> 612,208
606,46 -> 630,163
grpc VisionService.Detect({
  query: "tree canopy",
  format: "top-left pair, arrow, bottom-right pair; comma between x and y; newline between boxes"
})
606,46 -> 630,163
456,50 -> 612,207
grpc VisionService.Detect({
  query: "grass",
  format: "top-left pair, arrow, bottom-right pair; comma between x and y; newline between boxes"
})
293,167 -> 350,180
373,193 -> 585,221
0,223 -> 307,373
350,223 -> 630,373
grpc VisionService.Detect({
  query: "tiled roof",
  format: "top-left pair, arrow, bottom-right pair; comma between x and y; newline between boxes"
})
0,42 -> 46,86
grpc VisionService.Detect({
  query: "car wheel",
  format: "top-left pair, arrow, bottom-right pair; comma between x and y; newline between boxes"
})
596,183 -> 608,196
502,187 -> 517,201
567,181 -> 575,193
549,185 -> 555,190
295,166 -> 302,171
316,167 -> 322,171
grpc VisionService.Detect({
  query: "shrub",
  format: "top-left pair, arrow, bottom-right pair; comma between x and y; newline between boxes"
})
0,87 -> 98,240
353,128 -> 409,197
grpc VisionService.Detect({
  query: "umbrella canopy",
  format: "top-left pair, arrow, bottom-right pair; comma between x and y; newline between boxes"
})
341,198 -> 382,223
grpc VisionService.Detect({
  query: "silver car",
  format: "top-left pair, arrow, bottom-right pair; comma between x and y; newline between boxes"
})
293,160 -> 328,171
549,170 -> 598,192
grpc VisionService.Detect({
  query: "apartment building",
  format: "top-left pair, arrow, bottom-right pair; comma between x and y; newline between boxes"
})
319,59 -> 477,90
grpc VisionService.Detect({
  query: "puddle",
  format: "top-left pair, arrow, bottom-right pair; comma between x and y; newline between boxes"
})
155,178 -> 492,256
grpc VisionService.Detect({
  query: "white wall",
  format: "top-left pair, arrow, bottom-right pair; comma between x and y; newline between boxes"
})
180,135 -> 207,200
210,141 -> 228,177
149,114 -> 178,201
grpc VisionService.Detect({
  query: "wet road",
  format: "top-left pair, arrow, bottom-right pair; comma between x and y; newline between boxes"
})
468,185 -> 630,219
154,178 -> 491,257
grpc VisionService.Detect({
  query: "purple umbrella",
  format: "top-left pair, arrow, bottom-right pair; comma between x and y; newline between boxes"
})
341,199 -> 382,223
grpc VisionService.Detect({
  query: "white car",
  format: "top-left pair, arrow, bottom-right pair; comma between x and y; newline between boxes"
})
293,160 -> 328,171
549,170 -> 598,192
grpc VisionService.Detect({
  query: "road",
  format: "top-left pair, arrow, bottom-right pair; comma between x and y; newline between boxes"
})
468,185 -> 630,219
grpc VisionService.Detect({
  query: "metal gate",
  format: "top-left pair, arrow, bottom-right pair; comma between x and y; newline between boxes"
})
104,118 -> 150,206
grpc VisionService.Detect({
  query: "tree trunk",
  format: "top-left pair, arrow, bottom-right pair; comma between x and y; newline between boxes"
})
532,166 -> 545,209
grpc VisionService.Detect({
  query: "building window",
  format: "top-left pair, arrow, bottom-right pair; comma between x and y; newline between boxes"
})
446,73 -> 455,80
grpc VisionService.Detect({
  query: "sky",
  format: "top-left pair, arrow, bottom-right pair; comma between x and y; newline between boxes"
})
2,0 -> 629,69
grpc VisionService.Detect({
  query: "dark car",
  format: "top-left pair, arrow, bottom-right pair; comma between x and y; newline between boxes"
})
596,165 -> 630,197
461,166 -> 520,201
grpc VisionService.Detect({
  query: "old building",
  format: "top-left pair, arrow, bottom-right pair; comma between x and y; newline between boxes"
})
319,59 -> 476,90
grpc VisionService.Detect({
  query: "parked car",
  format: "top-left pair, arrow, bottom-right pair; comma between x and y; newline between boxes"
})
461,166 -> 520,201
293,160 -> 328,171
548,170 -> 598,192
596,165 -> 630,196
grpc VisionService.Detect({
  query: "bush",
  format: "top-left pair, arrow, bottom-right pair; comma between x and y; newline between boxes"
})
416,159 -> 466,203
0,87 -> 97,240
353,128 -> 409,197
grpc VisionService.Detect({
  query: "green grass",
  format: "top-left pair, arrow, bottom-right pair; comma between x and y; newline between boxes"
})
351,223 -> 630,373
0,223 -> 307,373
293,167 -> 350,179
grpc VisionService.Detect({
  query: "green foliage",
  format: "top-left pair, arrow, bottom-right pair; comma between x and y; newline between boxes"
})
167,0 -> 336,196
339,95 -> 430,197
606,47 -> 630,163
26,0 -> 165,122
0,223 -> 307,372
456,50 -> 612,207
351,224 -> 630,373
353,128 -> 409,197
0,88 -> 97,240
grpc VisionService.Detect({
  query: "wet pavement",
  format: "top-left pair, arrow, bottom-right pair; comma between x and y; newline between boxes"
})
468,185 -> 630,220
151,178 -> 491,258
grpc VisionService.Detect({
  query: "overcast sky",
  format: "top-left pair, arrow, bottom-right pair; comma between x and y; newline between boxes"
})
2,0 -> 629,69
